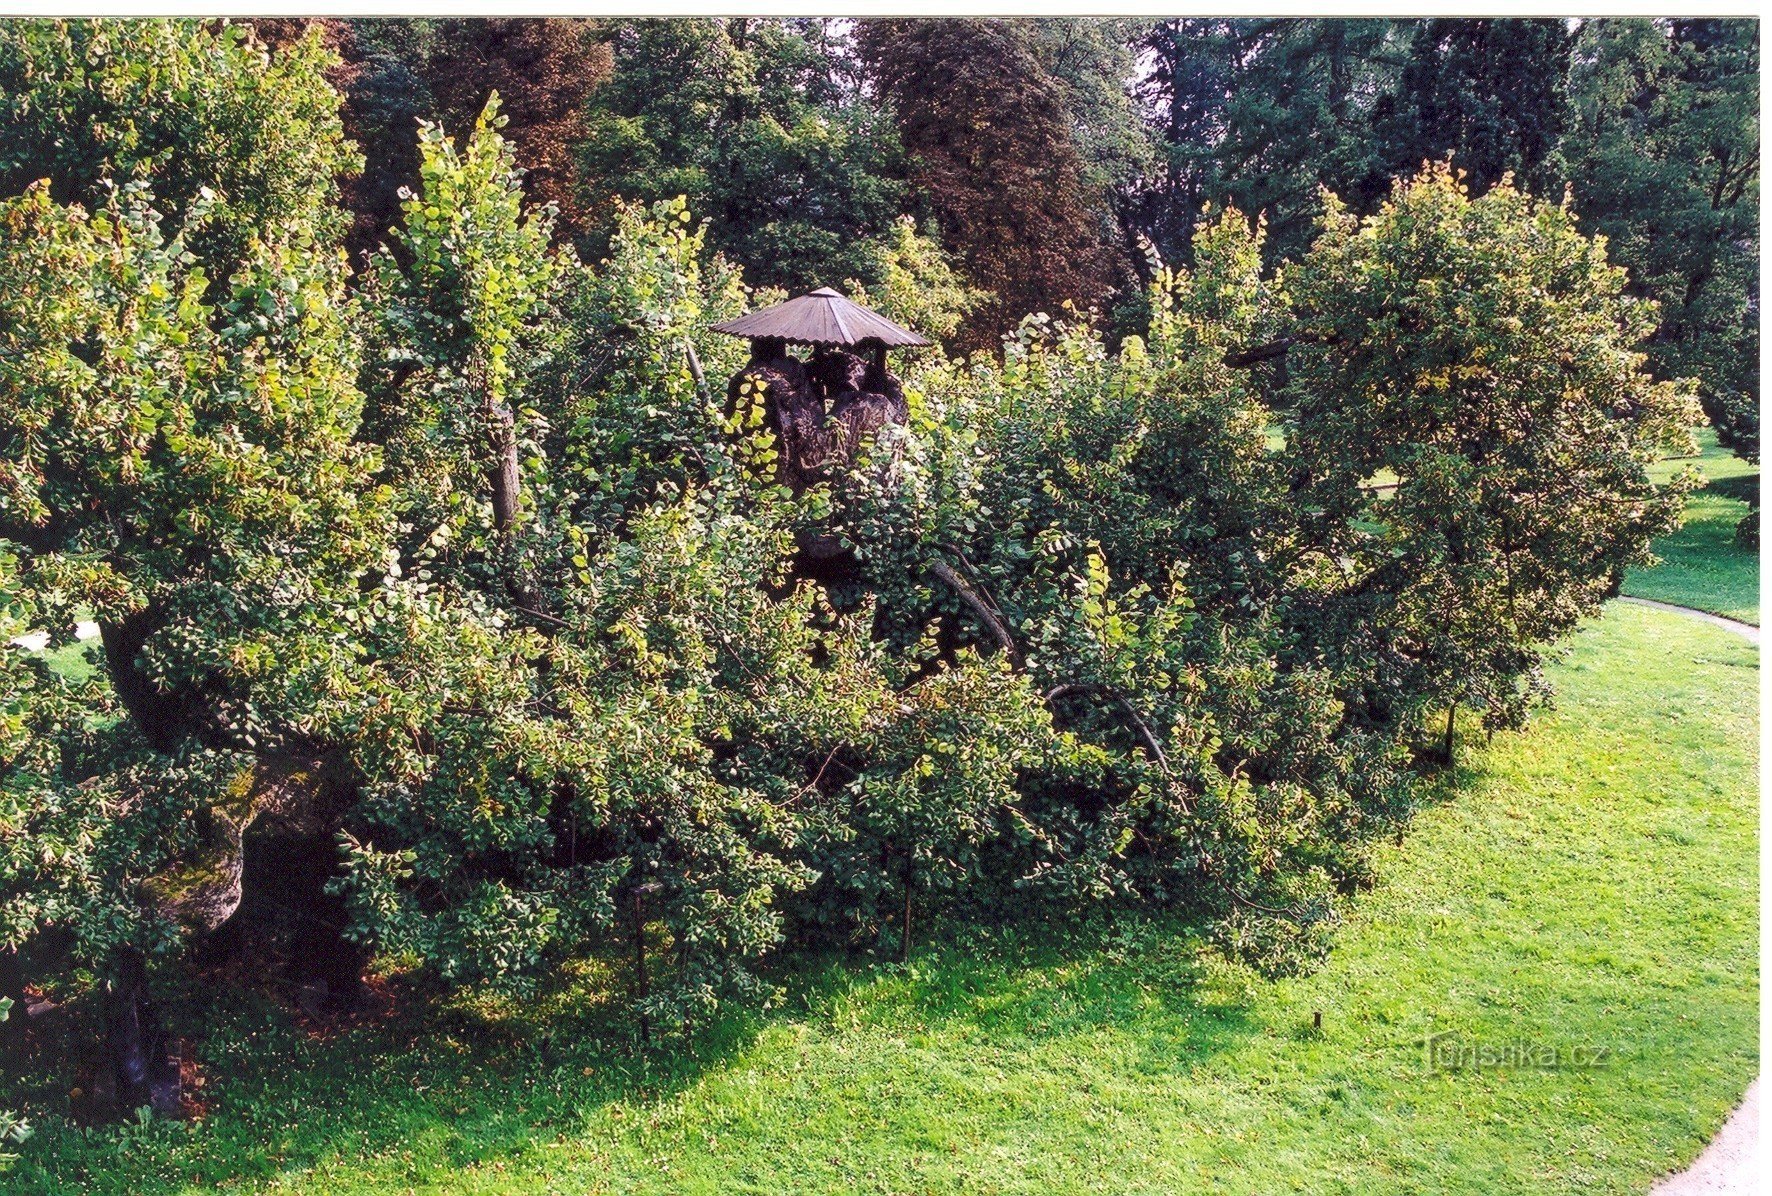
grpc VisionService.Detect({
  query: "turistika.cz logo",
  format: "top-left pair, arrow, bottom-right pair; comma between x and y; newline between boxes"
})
1424,1031 -> 1612,1072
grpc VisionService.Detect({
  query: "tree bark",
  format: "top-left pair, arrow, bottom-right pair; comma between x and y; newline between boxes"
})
99,606 -> 186,753
927,560 -> 1021,666
486,398 -> 522,534
631,888 -> 650,1045
901,851 -> 913,964
1222,331 -> 1338,369
102,950 -> 180,1118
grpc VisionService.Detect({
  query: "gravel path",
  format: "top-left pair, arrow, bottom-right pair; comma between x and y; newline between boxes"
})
1622,597 -> 1758,1193
7,620 -> 99,653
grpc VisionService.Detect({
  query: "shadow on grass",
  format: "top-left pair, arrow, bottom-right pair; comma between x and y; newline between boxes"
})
7,909 -> 1257,1194
1706,472 -> 1758,506
8,747 -> 1504,1196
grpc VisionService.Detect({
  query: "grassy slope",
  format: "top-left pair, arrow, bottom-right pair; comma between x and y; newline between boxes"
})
1623,427 -> 1760,624
14,603 -> 1757,1195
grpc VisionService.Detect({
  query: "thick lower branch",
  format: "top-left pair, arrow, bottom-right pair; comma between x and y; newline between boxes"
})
1223,331 -> 1338,369
927,559 -> 1022,667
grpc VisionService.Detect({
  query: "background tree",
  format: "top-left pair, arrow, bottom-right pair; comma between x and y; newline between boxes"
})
1371,19 -> 1574,198
1131,18 -> 1755,459
420,19 -> 611,232
1136,19 -> 1400,267
1565,18 -> 1759,460
254,18 -> 613,258
857,18 -> 1126,347
1023,20 -> 1156,295
577,18 -> 906,292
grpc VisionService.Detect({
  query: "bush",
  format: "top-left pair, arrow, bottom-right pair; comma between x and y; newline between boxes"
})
0,22 -> 1704,1106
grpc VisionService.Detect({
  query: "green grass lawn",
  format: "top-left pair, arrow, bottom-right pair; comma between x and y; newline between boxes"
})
34,637 -> 98,684
1623,427 -> 1760,624
10,601 -> 1757,1195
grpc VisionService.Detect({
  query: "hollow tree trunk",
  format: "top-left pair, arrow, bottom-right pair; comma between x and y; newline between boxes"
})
99,606 -> 186,753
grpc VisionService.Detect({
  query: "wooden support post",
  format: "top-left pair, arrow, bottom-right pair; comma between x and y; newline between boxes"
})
631,888 -> 650,1046
901,851 -> 913,964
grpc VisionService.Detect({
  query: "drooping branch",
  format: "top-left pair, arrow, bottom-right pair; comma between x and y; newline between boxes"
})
927,559 -> 1022,667
1044,681 -> 1182,808
683,339 -> 710,405
1228,886 -> 1311,921
513,604 -> 572,630
1222,331 -> 1338,369
1222,338 -> 1296,368
924,562 -> 1183,801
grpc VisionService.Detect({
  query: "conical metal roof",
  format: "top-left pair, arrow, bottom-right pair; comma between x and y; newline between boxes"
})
709,287 -> 931,349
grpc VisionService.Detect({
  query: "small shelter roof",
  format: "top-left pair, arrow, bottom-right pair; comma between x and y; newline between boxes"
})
709,287 -> 931,349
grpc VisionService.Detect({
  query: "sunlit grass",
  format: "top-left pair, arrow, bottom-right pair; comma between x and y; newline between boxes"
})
1624,426 -> 1759,624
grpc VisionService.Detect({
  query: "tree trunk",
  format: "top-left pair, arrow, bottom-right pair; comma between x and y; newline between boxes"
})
102,950 -> 180,1118
900,849 -> 913,964
1442,703 -> 1457,766
486,398 -> 522,534
99,607 -> 185,753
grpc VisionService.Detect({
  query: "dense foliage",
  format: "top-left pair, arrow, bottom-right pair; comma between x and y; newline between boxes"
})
1564,19 -> 1760,460
0,17 -> 1724,1132
246,16 -> 1752,454
576,18 -> 908,293
1135,17 -> 1756,460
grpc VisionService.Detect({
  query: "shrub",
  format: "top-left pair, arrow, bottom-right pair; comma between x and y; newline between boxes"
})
0,21 -> 1705,1107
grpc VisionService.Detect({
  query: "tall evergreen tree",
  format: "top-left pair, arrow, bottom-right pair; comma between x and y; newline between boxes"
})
1135,19 -> 1402,267
1024,20 -> 1155,271
1373,18 -> 1574,197
857,18 -> 1124,346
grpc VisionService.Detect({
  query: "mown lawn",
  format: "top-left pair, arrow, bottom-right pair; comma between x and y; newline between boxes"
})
1623,426 -> 1760,624
10,601 -> 1757,1195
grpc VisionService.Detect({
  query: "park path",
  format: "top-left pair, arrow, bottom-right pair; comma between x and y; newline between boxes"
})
1623,596 -> 1758,1194
1619,596 -> 1759,644
8,619 -> 99,653
1651,1080 -> 1760,1195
